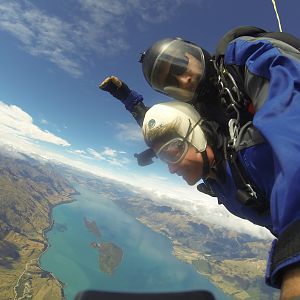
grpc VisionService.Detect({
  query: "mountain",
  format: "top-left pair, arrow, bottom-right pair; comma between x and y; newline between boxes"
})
0,150 -> 76,300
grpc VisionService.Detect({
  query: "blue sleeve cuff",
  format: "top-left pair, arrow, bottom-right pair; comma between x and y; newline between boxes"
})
122,90 -> 144,111
265,219 -> 300,288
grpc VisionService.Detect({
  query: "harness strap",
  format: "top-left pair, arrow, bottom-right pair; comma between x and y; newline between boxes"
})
200,150 -> 210,179
226,147 -> 269,214
197,181 -> 216,197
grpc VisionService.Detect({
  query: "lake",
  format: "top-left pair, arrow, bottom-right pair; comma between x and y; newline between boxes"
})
40,185 -> 232,300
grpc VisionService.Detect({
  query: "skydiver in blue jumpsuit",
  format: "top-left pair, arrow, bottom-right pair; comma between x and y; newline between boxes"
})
100,26 -> 300,299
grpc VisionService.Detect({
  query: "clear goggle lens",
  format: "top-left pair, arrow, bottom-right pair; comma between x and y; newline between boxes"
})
156,138 -> 188,164
163,56 -> 189,88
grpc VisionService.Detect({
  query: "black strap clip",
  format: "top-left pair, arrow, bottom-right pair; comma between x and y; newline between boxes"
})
134,148 -> 157,166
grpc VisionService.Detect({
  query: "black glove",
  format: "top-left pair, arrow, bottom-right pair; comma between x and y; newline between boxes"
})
99,76 -> 148,126
99,76 -> 131,100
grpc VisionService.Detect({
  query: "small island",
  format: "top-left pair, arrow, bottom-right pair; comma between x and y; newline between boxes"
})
84,217 -> 101,238
99,242 -> 123,275
85,217 -> 123,275
90,242 -> 123,275
55,222 -> 68,232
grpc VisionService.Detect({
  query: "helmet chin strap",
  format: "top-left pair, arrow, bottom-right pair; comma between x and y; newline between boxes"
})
200,150 -> 210,179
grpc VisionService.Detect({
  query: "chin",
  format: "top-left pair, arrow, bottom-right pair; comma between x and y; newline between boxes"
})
184,177 -> 199,186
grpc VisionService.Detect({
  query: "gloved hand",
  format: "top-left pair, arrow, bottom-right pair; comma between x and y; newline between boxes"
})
99,75 -> 144,113
99,76 -> 131,100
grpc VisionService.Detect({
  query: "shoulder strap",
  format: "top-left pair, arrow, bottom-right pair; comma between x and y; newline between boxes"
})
215,25 -> 300,62
214,26 -> 267,62
258,31 -> 300,51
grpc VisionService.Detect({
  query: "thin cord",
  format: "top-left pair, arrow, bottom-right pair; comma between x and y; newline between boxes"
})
271,0 -> 283,32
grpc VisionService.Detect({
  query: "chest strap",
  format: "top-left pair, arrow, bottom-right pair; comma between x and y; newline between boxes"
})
226,121 -> 269,214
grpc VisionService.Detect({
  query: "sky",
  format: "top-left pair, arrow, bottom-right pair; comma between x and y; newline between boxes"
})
0,0 -> 298,238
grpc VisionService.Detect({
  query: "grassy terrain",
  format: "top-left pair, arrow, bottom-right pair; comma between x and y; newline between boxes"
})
0,153 -> 76,300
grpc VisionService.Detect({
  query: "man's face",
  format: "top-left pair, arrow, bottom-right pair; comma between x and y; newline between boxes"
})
154,52 -> 204,100
170,53 -> 204,93
165,143 -> 208,186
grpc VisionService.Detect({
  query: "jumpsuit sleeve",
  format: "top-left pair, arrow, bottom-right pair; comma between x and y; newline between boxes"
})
123,90 -> 148,127
99,76 -> 148,126
225,36 -> 300,288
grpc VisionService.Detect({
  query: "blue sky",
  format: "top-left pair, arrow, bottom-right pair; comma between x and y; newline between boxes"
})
0,0 -> 298,234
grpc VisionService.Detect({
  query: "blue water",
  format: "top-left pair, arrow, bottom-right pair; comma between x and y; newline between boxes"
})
40,185 -> 232,300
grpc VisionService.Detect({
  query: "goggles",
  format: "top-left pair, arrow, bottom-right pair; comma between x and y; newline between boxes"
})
164,55 -> 189,88
156,137 -> 189,164
154,118 -> 201,165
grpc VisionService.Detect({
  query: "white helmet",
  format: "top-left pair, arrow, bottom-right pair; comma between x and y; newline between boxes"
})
142,101 -> 207,153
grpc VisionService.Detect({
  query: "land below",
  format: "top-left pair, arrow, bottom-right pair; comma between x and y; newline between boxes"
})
69,173 -> 279,300
0,150 -> 280,300
0,152 -> 76,300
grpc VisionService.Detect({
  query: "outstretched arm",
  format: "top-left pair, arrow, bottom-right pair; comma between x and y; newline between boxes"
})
99,76 -> 148,126
99,76 -> 155,166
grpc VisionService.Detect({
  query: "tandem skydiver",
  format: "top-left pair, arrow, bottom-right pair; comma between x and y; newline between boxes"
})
99,26 -> 300,299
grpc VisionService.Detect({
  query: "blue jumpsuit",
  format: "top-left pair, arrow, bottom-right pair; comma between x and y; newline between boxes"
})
209,35 -> 300,288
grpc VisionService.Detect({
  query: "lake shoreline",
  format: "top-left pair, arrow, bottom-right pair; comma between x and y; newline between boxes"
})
38,190 -> 79,300
41,184 -> 232,300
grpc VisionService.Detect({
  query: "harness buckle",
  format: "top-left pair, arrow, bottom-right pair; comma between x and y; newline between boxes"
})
228,118 -> 239,148
246,183 -> 257,199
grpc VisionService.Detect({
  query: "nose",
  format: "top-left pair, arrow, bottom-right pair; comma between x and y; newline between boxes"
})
175,74 -> 191,89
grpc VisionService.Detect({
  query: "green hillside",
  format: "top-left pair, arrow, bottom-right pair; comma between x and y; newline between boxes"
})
0,153 -> 76,300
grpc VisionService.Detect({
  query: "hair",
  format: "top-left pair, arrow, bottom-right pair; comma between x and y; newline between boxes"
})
143,119 -> 181,148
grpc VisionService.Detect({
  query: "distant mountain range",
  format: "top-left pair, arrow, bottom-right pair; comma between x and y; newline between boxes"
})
0,146 -> 279,300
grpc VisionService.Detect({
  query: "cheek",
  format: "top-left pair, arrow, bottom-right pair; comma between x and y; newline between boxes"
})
187,56 -> 202,74
183,159 -> 203,183
190,165 -> 203,181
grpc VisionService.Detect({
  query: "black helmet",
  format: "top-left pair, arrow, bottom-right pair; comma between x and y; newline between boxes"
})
140,38 -> 214,103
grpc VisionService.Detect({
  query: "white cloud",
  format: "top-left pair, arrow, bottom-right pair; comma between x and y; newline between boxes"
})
67,149 -> 93,160
87,147 -> 105,160
0,1 -> 127,77
73,149 -> 86,155
0,2 -> 83,77
86,146 -> 130,167
0,0 -> 201,77
127,0 -> 190,23
115,122 -> 143,142
102,147 -> 118,157
0,101 -> 70,147
106,156 -> 131,167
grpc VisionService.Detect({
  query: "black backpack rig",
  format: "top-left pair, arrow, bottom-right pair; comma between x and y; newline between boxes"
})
135,26 -> 300,214
199,26 -> 300,213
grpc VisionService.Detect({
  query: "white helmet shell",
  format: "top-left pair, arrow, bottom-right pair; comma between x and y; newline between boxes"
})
142,101 -> 207,152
